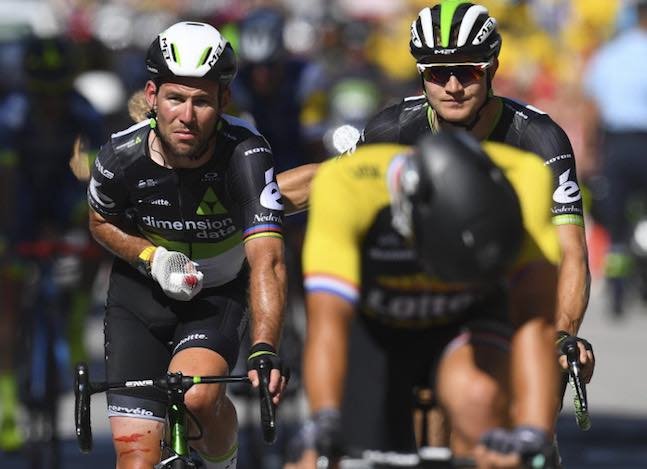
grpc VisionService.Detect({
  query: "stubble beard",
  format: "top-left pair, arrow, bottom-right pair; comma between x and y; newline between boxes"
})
157,126 -> 209,162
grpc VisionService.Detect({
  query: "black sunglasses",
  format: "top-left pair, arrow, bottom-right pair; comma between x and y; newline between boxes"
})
417,62 -> 490,86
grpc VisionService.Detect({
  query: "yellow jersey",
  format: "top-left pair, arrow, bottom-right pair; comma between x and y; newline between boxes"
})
302,142 -> 560,327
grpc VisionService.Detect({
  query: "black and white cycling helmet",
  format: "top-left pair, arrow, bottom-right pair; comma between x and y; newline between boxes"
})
410,1 -> 502,64
390,131 -> 523,283
146,21 -> 237,85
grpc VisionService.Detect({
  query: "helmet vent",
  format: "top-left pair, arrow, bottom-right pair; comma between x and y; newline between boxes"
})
198,47 -> 213,66
171,43 -> 180,64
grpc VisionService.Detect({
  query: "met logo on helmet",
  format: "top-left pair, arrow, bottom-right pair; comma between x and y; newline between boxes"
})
160,37 -> 171,61
434,48 -> 457,55
473,18 -> 496,45
207,41 -> 225,67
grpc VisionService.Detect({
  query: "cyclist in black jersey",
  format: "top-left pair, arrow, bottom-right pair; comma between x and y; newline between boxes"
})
359,0 -> 594,385
87,22 -> 288,469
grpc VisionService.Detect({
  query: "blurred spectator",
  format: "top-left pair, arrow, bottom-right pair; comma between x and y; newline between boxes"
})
581,0 -> 647,313
0,34 -> 105,451
232,6 -> 328,169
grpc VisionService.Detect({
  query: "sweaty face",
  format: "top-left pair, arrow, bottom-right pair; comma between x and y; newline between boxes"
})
152,78 -> 222,162
422,68 -> 489,125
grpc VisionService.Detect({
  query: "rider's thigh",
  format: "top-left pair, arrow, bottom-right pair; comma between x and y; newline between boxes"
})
110,415 -> 164,469
436,335 -> 510,451
168,347 -> 230,414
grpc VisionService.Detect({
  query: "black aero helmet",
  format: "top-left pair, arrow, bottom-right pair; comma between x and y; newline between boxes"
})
146,21 -> 237,85
390,131 -> 523,283
23,35 -> 76,92
410,1 -> 502,64
238,7 -> 286,64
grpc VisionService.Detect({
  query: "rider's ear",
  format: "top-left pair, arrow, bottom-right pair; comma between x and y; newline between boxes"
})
144,80 -> 159,108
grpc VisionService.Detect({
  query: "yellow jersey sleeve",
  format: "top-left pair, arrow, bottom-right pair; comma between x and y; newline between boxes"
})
302,144 -> 408,304
484,142 -> 561,270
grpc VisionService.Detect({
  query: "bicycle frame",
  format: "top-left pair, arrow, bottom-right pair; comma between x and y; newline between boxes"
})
74,360 -> 277,468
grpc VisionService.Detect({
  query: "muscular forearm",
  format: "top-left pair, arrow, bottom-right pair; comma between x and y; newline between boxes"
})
248,259 -> 286,347
555,255 -> 590,334
276,163 -> 319,215
304,293 -> 352,412
89,211 -> 152,263
555,226 -> 590,334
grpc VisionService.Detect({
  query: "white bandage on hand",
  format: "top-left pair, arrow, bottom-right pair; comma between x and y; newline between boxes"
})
150,246 -> 204,301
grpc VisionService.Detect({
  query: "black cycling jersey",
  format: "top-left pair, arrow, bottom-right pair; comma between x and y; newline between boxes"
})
88,114 -> 285,287
360,95 -> 584,226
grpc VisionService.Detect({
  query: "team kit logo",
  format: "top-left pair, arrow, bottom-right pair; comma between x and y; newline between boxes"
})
553,169 -> 581,204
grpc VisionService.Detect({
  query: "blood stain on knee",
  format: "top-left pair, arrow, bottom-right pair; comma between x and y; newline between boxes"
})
115,433 -> 145,443
119,448 -> 151,456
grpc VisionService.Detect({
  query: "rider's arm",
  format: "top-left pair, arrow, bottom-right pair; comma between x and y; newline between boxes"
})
304,292 -> 353,411
521,118 -> 591,336
301,155 -> 366,412
508,261 -> 560,434
276,163 -> 320,215
87,143 -> 152,264
555,225 -> 590,335
88,207 -> 152,264
244,236 -> 286,348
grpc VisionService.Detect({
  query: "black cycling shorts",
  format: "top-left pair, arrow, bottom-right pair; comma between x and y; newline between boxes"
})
341,294 -> 513,453
104,258 -> 249,422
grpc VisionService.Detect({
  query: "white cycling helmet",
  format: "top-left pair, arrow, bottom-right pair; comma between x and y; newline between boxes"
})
146,21 -> 237,85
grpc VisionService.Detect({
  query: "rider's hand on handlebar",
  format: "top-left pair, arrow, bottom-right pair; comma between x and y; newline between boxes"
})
246,342 -> 289,405
556,331 -> 595,383
476,426 -> 555,469
312,408 -> 344,463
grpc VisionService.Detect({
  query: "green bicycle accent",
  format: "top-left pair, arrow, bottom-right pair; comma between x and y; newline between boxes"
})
169,404 -> 190,457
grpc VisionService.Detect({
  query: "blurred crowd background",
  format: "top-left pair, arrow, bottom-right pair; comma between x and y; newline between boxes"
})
0,0 -> 644,468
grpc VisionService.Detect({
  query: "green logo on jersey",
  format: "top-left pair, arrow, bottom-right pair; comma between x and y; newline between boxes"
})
135,136 -> 142,144
196,187 -> 226,215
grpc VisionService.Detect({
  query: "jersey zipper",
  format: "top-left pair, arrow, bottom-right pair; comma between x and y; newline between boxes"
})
174,170 -> 193,259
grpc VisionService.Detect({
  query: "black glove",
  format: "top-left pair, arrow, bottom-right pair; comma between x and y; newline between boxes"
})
480,426 -> 556,469
312,408 -> 345,461
246,342 -> 283,375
